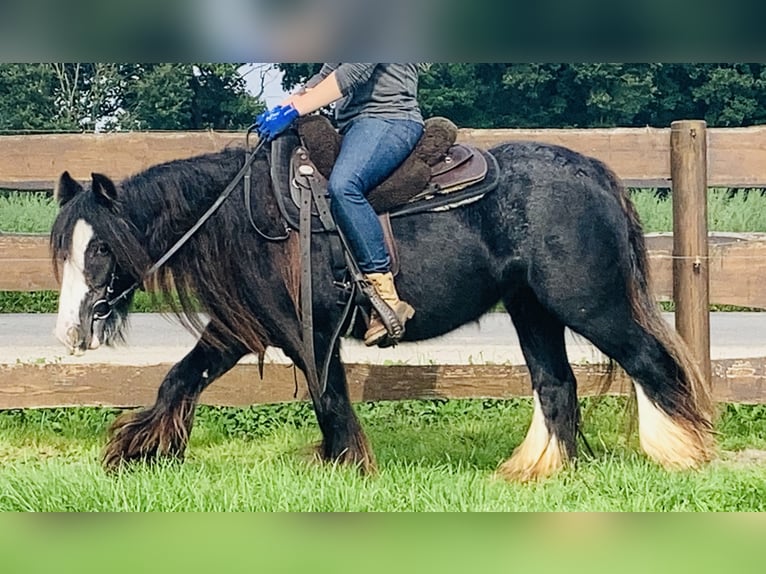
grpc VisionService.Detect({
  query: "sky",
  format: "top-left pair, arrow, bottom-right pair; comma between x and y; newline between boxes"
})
240,63 -> 288,107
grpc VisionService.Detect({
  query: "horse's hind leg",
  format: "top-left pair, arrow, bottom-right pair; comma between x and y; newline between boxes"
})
497,290 -> 579,482
102,326 -> 247,471
567,305 -> 714,470
534,258 -> 714,470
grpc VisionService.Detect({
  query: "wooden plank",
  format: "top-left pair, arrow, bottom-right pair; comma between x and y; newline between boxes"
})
713,358 -> 766,403
0,128 -> 672,189
0,234 -> 57,291
3,127 -> 766,190
646,234 -> 766,309
0,131 -> 243,190
708,127 -> 766,187
1,181 -> 57,192
457,127 -> 672,186
4,234 -> 765,309
463,126 -> 766,187
0,358 -> 762,409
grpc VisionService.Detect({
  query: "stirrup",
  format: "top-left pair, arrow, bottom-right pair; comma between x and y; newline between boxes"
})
365,300 -> 415,347
358,279 -> 406,343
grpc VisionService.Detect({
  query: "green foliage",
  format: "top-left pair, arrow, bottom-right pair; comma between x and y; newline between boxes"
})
274,63 -> 323,92
117,64 -> 262,131
7,62 -> 766,133
0,290 -> 181,314
0,292 -> 58,314
0,191 -> 57,232
629,188 -> 766,233
690,64 -> 766,127
0,64 -> 62,131
277,63 -> 766,129
718,403 -> 766,450
0,64 -> 263,133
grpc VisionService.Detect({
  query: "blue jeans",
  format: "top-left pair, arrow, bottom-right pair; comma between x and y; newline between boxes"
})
328,117 -> 424,274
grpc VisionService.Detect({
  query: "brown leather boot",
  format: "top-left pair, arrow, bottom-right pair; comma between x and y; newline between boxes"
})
363,272 -> 415,347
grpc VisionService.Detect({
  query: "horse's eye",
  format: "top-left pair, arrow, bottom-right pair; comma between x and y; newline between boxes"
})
95,244 -> 110,257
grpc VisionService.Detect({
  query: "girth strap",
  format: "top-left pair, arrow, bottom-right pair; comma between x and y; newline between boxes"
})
298,165 -> 321,400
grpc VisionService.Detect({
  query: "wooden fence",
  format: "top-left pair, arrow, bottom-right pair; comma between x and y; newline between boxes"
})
1,125 -> 765,407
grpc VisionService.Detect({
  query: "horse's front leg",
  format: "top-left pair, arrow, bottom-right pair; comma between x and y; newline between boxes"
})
304,332 -> 377,474
102,327 -> 247,471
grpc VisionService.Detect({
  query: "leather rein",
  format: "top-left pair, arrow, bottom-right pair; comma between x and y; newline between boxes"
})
91,131 -> 272,323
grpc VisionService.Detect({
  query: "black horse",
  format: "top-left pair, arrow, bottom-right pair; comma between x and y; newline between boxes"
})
50,139 -> 714,481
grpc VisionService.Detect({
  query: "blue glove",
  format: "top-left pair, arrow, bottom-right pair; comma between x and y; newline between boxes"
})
254,104 -> 300,142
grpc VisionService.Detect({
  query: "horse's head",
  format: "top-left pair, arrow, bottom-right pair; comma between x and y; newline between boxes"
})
51,172 -> 140,354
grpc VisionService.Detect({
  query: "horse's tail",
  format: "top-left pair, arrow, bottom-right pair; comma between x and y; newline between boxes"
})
600,164 -> 715,464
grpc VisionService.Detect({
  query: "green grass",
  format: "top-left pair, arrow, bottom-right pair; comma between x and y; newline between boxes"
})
0,191 -> 57,233
4,188 -> 766,235
0,290 -> 182,313
629,188 -> 766,232
0,398 -> 764,511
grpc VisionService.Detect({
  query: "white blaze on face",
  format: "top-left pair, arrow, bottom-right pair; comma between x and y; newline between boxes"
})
54,219 -> 94,348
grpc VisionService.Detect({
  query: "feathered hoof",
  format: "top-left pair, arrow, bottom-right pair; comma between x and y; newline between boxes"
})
102,407 -> 190,472
635,386 -> 715,470
317,436 -> 378,475
495,438 -> 569,483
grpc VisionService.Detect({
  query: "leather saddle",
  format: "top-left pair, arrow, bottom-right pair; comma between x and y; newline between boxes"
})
299,114 -> 496,212
269,115 -> 499,222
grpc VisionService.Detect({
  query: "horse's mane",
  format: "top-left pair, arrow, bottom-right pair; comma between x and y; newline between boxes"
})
54,145 -> 300,358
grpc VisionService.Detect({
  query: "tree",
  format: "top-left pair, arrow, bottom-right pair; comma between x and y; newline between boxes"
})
690,64 -> 766,126
0,63 -> 264,133
275,63 -> 323,92
117,64 -> 263,131
0,64 -> 62,132
275,62 -> 766,129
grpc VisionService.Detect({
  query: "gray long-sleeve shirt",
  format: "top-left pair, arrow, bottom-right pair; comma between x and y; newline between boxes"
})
304,63 -> 424,132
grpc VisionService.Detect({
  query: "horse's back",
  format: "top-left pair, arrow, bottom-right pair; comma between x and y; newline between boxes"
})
486,140 -> 635,254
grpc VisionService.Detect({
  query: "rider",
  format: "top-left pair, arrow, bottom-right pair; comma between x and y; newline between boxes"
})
255,63 -> 425,346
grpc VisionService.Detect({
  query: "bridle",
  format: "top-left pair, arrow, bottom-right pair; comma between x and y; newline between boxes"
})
90,131 -> 270,327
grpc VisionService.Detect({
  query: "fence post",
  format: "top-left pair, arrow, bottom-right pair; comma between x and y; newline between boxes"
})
670,120 -> 711,390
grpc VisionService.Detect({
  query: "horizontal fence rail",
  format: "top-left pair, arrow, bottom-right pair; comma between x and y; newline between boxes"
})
3,233 -> 765,309
1,358 -> 764,409
4,126 -> 766,190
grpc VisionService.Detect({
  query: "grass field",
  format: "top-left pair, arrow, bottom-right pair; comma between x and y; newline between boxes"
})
0,399 -> 764,511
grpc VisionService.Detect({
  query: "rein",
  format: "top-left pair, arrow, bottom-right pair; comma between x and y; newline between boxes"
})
91,134 -> 269,323
88,132 -> 356,403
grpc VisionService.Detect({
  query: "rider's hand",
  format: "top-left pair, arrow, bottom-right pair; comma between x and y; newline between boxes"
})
254,104 -> 300,142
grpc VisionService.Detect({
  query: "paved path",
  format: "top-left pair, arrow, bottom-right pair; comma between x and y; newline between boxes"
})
1,312 -> 764,366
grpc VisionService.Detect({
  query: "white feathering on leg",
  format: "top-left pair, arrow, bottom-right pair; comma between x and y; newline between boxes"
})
634,384 -> 711,469
497,391 -> 566,482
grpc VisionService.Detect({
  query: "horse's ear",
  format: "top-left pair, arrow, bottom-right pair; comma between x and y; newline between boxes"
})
55,171 -> 83,206
91,173 -> 118,205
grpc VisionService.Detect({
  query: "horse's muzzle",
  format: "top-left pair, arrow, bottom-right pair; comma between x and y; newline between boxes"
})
60,325 -> 88,355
